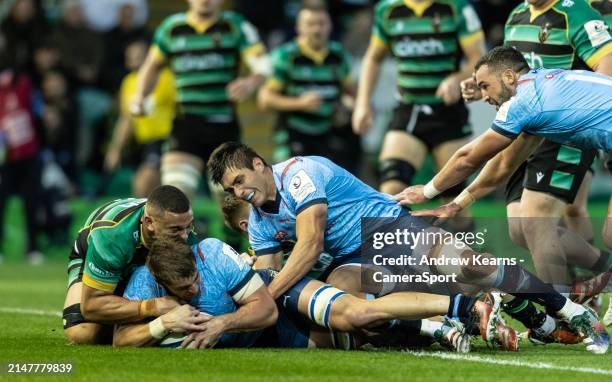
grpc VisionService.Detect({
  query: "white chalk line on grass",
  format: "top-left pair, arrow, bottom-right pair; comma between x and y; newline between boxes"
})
0,307 -> 61,318
405,350 -> 612,376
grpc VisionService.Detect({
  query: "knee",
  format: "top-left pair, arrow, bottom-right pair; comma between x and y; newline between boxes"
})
565,203 -> 588,219
507,219 -> 526,247
64,323 -> 103,345
338,304 -> 369,332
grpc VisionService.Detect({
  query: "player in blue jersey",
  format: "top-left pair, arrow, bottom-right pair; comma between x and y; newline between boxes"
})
207,142 -> 609,353
114,236 -> 477,351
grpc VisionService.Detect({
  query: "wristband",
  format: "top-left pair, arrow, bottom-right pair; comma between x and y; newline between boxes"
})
148,317 -> 169,339
138,299 -> 157,319
423,180 -> 442,199
453,189 -> 476,209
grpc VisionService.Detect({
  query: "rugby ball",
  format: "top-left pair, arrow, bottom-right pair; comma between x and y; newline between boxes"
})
158,312 -> 213,349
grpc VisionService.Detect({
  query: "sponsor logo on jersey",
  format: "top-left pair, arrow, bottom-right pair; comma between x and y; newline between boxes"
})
274,230 -> 289,242
536,172 -> 545,183
392,37 -> 445,57
288,170 -> 316,202
539,22 -> 552,43
584,20 -> 610,47
522,51 -> 543,69
561,0 -> 574,7
173,53 -> 226,72
88,262 -> 115,278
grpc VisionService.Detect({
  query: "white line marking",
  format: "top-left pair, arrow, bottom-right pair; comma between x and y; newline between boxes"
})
405,351 -> 612,376
0,307 -> 61,317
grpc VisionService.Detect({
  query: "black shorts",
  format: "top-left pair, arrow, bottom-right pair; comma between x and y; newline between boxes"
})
505,140 -> 597,205
168,114 -> 240,163
133,140 -> 164,168
388,102 -> 472,150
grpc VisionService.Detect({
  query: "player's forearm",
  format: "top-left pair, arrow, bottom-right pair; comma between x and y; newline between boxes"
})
592,52 -> 612,76
218,299 -> 277,333
258,87 -> 305,111
355,47 -> 382,109
110,114 -> 132,150
113,323 -> 160,347
432,147 -> 483,192
267,240 -> 322,299
135,56 -> 162,101
81,295 -> 158,324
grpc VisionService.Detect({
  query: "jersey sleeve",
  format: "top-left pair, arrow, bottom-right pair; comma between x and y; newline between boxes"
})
455,0 -> 485,47
371,2 -> 389,48
82,229 -> 129,293
236,15 -> 265,60
280,158 -> 330,215
123,266 -> 165,301
567,2 -> 612,68
490,94 -> 532,140
338,45 -> 352,86
247,211 -> 282,256
267,47 -> 289,91
201,239 -> 264,303
152,17 -> 173,58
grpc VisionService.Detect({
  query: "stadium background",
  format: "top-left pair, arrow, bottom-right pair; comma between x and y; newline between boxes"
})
0,0 -> 610,380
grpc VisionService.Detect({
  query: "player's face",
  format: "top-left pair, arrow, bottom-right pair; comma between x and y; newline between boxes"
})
146,208 -> 195,242
475,65 -> 516,110
297,10 -> 331,48
125,41 -> 147,71
187,0 -> 221,17
166,272 -> 200,300
221,158 -> 272,208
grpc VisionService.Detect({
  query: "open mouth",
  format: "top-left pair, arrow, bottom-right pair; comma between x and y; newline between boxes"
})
245,191 -> 255,202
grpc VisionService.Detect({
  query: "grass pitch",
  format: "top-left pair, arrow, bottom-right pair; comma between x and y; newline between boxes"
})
0,199 -> 611,381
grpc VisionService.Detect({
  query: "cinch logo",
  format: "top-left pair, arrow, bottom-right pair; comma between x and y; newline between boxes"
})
523,51 -> 543,69
393,37 -> 444,57
173,53 -> 225,72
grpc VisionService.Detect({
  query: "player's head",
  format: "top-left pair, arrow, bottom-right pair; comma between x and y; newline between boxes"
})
144,185 -> 194,242
296,2 -> 332,49
147,237 -> 200,300
474,46 -> 530,109
222,195 -> 250,236
125,40 -> 148,71
208,142 -> 274,208
186,0 -> 222,18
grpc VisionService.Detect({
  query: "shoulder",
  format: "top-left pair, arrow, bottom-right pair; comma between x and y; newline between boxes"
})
328,41 -> 347,56
157,12 -> 187,32
195,238 -> 225,255
557,0 -> 601,21
221,11 -> 245,23
374,0 -> 401,16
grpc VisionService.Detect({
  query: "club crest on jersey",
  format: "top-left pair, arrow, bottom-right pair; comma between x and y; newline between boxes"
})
274,230 -> 289,242
431,13 -> 441,33
539,22 -> 552,43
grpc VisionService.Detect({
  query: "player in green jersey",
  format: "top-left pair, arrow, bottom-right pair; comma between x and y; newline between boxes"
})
131,0 -> 270,201
352,0 -> 485,219
62,185 -> 200,345
257,3 -> 358,172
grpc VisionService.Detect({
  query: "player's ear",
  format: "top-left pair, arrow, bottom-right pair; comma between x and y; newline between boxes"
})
503,68 -> 516,86
253,157 -> 264,171
239,219 -> 248,234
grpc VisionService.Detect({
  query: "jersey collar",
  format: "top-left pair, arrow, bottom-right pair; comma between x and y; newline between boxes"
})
260,188 -> 282,214
403,0 -> 434,18
528,0 -> 559,23
186,11 -> 219,34
296,37 -> 329,65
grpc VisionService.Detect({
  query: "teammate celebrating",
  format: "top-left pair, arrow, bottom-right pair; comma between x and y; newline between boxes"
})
62,185 -> 198,345
352,0 -> 485,219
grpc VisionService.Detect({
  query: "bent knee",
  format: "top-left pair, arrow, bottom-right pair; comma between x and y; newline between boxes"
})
64,323 -> 106,345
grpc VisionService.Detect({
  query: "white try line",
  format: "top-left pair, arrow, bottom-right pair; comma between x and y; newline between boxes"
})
405,350 -> 612,376
0,307 -> 61,318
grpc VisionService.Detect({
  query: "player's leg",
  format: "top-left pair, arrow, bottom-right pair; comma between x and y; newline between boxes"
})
604,196 -> 612,250
378,104 -> 427,195
160,151 -> 203,200
564,171 -> 594,243
132,141 -> 163,197
505,162 -> 528,247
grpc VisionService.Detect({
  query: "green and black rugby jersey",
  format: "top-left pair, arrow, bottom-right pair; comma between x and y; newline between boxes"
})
372,0 -> 484,104
590,0 -> 612,26
79,198 -> 198,293
152,11 -> 264,124
267,39 -> 351,135
504,0 -> 612,70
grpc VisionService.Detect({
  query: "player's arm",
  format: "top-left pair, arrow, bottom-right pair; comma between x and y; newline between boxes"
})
266,204 -> 327,299
80,284 -> 179,324
113,304 -> 208,347
257,82 -> 321,112
591,51 -> 612,76
252,251 -> 283,270
181,278 -> 278,349
352,39 -> 387,135
132,47 -> 166,115
104,112 -> 132,172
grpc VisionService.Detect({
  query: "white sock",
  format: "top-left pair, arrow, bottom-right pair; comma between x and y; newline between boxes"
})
538,314 -> 556,335
556,298 -> 580,319
420,319 -> 443,338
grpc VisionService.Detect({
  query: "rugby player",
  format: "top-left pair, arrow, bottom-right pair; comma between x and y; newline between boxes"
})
207,142 -> 608,353
257,4 -> 358,172
352,0 -> 485,228
114,236 -> 476,351
131,0 -> 270,201
62,185 -> 199,345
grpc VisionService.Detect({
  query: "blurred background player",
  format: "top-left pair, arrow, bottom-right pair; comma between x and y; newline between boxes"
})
257,3 -> 360,174
352,0 -> 486,231
105,39 -> 176,197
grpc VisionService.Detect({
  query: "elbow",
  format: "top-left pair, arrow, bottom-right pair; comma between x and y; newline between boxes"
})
80,301 -> 96,321
256,90 -> 270,111
263,303 -> 278,327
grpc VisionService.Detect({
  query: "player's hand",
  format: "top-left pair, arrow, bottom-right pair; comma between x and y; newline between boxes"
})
352,103 -> 372,135
436,75 -> 461,105
154,296 -> 182,316
298,92 -> 322,112
130,96 -> 146,116
411,202 -> 463,226
104,148 -> 121,172
239,252 -> 256,266
227,77 -> 257,102
161,305 -> 210,333
460,75 -> 482,103
393,185 -> 428,206
181,316 -> 226,349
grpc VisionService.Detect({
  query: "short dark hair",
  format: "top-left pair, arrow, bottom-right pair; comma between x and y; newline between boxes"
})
207,142 -> 267,185
222,195 -> 248,233
147,237 -> 196,288
300,0 -> 328,13
146,185 -> 190,214
474,46 -> 530,75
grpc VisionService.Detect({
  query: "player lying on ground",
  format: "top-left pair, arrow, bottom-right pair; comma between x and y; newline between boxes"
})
114,237 -> 482,351
394,47 -> 612,297
62,186 -> 199,345
207,142 -> 608,353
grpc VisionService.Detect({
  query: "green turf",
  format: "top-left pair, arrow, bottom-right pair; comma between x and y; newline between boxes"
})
0,199 -> 611,381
